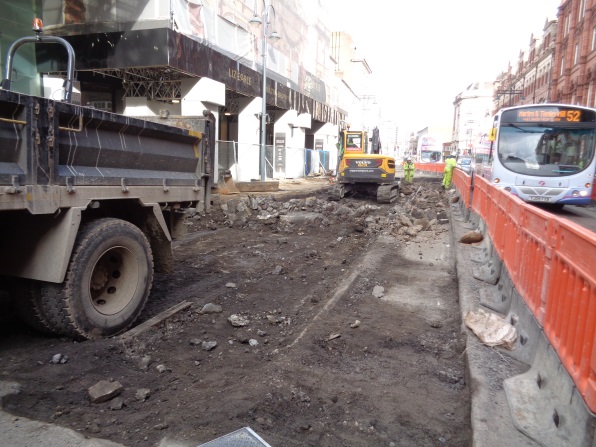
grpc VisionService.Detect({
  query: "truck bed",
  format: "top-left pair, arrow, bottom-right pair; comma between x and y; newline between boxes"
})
0,89 -> 211,214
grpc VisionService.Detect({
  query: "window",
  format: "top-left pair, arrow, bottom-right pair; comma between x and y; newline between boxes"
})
561,56 -> 565,76
574,43 -> 580,65
592,26 -> 596,51
579,0 -> 586,21
90,101 -> 112,112
565,14 -> 570,36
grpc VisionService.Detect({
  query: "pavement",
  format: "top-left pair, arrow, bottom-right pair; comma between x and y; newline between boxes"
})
0,175 -> 559,447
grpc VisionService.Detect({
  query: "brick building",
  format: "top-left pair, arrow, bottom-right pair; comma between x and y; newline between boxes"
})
494,0 -> 596,111
494,17 -> 558,111
551,0 -> 596,106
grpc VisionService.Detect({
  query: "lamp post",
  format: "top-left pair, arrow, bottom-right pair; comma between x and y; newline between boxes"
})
250,1 -> 280,182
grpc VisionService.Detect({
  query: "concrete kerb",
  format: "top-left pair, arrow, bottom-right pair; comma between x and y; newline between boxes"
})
472,246 -> 502,285
504,332 -> 596,447
479,268 -> 514,314
503,289 -> 541,367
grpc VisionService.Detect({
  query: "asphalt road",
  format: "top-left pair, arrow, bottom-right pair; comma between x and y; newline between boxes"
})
552,203 -> 596,232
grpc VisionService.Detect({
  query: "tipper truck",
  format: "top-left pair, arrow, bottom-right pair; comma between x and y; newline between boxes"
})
0,21 -> 214,339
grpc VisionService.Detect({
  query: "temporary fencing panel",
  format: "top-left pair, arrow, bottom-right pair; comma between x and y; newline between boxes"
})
473,177 -> 496,241
230,143 -> 257,182
490,188 -> 508,260
471,174 -> 488,218
284,147 -> 306,179
543,218 -> 596,411
455,172 -> 596,414
500,193 -> 523,289
452,169 -> 472,208
414,162 -> 445,173
516,205 -> 553,323
306,149 -> 319,176
304,149 -> 331,176
216,142 -> 322,181
217,141 -> 238,179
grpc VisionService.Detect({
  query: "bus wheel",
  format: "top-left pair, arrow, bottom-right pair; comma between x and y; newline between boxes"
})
39,218 -> 154,340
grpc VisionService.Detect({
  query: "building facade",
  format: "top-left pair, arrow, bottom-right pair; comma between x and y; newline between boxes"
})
1,0 -> 371,182
452,82 -> 494,156
494,17 -> 558,111
551,0 -> 596,106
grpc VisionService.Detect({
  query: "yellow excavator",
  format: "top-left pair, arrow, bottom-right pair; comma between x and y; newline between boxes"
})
330,124 -> 399,202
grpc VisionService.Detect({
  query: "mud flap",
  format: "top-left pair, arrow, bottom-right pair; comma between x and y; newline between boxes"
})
217,170 -> 240,195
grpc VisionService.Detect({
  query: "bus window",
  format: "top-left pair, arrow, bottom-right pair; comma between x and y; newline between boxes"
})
498,125 -> 595,176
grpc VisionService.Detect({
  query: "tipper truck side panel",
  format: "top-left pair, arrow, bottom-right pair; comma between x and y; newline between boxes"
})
0,88 -> 214,339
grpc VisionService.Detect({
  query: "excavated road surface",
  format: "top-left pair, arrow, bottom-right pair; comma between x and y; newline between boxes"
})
0,177 -> 471,447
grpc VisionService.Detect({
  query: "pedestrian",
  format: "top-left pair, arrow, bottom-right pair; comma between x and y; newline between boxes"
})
402,157 -> 415,183
442,155 -> 457,189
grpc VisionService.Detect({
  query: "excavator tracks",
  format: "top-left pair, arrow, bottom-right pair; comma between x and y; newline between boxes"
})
329,183 -> 399,203
328,184 -> 346,201
376,183 -> 399,203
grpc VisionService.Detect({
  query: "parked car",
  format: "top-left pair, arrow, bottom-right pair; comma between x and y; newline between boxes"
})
456,156 -> 472,174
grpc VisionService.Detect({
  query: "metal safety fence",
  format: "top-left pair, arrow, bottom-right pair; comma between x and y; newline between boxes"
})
217,140 -> 333,182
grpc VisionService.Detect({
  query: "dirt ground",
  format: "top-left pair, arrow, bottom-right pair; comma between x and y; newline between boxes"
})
0,177 -> 471,447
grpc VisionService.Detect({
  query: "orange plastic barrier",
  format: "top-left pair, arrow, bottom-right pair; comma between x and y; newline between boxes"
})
457,174 -> 596,413
414,162 -> 445,173
452,169 -> 472,208
514,204 -> 553,321
543,218 -> 596,410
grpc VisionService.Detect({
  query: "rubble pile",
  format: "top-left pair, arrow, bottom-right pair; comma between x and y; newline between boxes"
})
189,181 -> 451,242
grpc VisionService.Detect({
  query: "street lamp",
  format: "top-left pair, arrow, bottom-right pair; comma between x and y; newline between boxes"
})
250,1 -> 281,182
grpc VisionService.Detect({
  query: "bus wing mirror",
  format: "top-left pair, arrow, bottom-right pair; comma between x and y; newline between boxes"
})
488,128 -> 497,142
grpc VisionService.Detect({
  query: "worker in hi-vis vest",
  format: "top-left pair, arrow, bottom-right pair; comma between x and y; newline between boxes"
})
402,157 -> 415,183
442,155 -> 457,189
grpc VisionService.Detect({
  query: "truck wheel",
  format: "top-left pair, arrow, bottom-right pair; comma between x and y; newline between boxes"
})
40,218 -> 154,340
11,280 -> 57,335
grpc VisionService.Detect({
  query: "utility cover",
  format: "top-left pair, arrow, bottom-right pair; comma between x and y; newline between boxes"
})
196,427 -> 272,447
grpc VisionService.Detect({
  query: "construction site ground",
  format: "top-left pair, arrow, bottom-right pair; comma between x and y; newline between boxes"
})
0,174 -> 480,447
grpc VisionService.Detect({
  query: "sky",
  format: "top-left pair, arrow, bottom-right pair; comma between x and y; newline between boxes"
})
326,0 -> 562,136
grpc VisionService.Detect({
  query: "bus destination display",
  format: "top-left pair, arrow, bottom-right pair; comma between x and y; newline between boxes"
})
503,107 -> 596,123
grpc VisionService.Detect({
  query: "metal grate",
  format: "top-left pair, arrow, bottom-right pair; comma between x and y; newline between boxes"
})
196,427 -> 272,447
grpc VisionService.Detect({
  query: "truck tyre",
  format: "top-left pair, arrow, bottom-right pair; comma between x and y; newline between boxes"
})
40,218 -> 154,340
11,280 -> 57,335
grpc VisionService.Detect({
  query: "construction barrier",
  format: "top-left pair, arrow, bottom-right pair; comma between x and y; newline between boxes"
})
470,175 -> 596,403
414,162 -> 445,173
452,169 -> 472,209
417,163 -> 596,446
544,218 -> 596,407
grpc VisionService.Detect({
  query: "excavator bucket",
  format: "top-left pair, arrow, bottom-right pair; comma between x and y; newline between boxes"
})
217,170 -> 240,195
